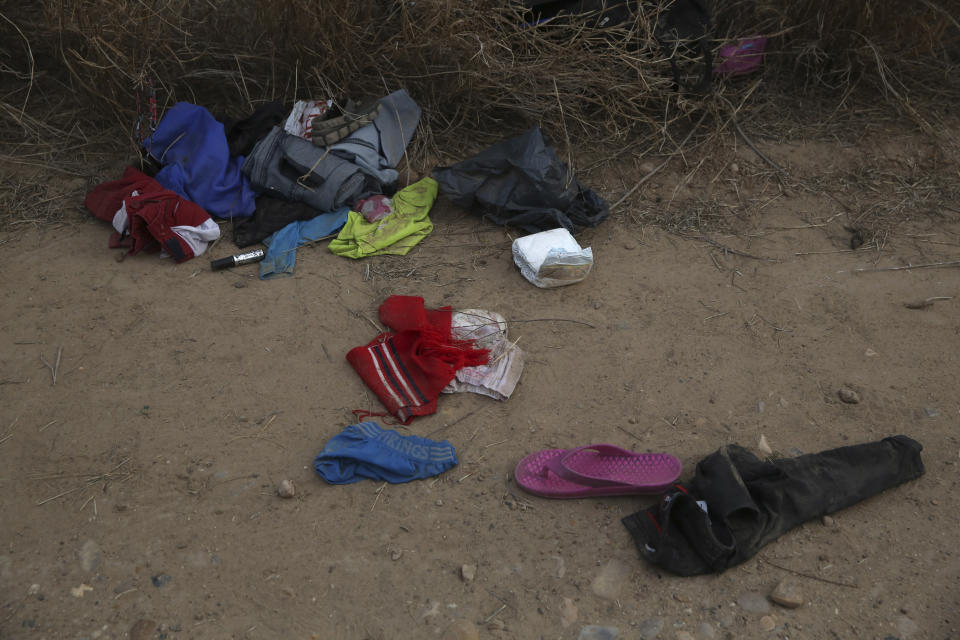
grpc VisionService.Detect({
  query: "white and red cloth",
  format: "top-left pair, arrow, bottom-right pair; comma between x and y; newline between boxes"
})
347,296 -> 489,424
84,166 -> 219,262
283,99 -> 333,139
442,309 -> 524,401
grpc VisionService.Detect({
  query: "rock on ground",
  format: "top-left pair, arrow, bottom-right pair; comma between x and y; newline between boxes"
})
277,479 -> 296,498
838,388 -> 861,404
769,578 -> 804,608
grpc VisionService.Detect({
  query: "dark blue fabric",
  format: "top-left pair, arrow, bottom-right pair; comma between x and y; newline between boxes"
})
259,207 -> 349,279
314,422 -> 458,484
145,102 -> 258,219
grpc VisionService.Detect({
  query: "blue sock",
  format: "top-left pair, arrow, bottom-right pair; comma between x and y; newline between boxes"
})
314,422 -> 458,484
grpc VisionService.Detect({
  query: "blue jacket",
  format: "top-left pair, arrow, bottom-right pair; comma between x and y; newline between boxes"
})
146,102 -> 259,218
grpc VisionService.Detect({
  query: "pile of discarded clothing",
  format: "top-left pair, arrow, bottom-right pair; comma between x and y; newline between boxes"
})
84,89 -> 439,275
84,88 -> 614,291
313,296 -> 526,487
345,295 -> 525,424
85,88 -> 925,588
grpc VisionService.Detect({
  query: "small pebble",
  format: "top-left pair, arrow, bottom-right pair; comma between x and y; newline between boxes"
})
760,615 -> 776,632
769,578 -> 804,608
822,515 -> 835,527
930,499 -> 939,505
391,549 -> 403,561
698,622 -> 716,639
234,281 -> 247,289
150,574 -> 171,588
593,302 -> 602,310
624,241 -> 638,250
459,564 -> 476,582
435,499 -> 444,507
730,162 -> 739,173
277,479 -> 296,499
838,388 -> 861,404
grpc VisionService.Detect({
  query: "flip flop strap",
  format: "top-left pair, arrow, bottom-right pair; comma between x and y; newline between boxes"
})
544,444 -> 639,488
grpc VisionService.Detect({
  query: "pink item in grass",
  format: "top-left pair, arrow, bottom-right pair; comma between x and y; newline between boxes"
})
715,37 -> 768,75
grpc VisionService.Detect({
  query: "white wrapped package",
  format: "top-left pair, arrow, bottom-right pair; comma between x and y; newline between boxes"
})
512,228 -> 593,288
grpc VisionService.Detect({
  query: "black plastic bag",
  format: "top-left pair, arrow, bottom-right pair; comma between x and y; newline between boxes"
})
221,101 -> 288,158
622,435 -> 925,576
432,127 -> 609,233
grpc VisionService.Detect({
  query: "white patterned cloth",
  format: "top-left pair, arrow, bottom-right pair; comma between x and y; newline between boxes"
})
442,309 -> 524,401
283,99 -> 332,139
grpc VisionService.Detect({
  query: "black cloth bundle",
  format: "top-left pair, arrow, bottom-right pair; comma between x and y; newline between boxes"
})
622,436 -> 925,576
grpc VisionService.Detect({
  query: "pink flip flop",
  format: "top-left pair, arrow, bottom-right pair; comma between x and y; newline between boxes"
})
514,444 -> 682,498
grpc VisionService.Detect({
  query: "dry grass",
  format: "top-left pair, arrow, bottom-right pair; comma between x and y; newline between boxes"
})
0,0 -> 957,232
5,0 -> 954,146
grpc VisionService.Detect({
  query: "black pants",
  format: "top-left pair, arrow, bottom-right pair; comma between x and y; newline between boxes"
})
622,435 -> 925,576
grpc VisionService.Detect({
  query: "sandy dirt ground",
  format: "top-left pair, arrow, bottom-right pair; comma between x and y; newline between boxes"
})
1,124 -> 958,640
